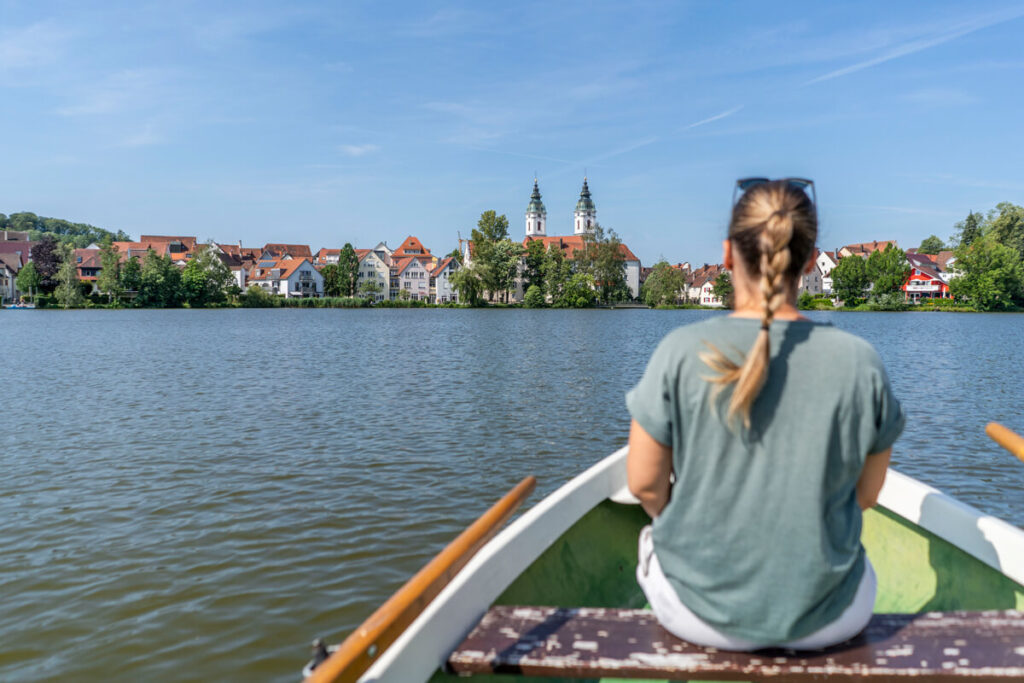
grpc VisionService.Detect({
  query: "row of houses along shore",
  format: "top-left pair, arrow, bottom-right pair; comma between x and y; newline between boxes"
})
1,180 -> 958,305
1,229 -> 957,307
652,240 -> 958,307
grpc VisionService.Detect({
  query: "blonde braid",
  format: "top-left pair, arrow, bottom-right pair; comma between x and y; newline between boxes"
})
700,181 -> 812,429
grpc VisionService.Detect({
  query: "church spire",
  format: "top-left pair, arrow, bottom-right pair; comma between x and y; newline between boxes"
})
574,176 -> 596,235
525,178 -> 547,237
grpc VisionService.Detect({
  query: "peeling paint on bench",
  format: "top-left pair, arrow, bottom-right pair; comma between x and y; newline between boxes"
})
447,606 -> 1024,681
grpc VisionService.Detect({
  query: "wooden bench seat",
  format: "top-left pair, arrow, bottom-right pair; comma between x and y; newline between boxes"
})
447,606 -> 1024,681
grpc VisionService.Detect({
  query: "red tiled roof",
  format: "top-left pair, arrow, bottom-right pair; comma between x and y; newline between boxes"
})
248,257 -> 316,281
431,256 -> 456,277
262,243 -> 313,259
687,263 -> 726,288
393,236 -> 432,258
391,256 -> 418,276
841,240 -> 898,256
522,235 -> 639,262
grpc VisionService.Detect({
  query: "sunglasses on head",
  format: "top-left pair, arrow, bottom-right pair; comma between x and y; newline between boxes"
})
732,177 -> 816,208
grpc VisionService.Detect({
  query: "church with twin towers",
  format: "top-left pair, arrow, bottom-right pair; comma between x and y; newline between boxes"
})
516,177 -> 642,300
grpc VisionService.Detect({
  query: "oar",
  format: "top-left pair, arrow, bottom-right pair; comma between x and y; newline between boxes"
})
305,475 -> 537,683
985,422 -> 1024,463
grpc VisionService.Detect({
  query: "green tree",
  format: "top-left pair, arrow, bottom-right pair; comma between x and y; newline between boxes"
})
832,255 -> 868,305
337,244 -> 360,296
986,202 -> 1024,261
474,210 -> 510,242
542,245 -> 572,305
797,291 -> 814,310
523,284 -> 545,308
445,247 -> 463,265
240,284 -> 278,307
953,211 -> 984,248
29,235 -> 62,292
449,263 -> 485,306
181,245 -> 233,307
358,279 -> 383,300
54,244 -> 86,308
0,211 -> 130,247
321,264 -> 342,297
469,211 -> 519,302
865,244 -> 911,297
96,242 -> 123,304
641,260 -> 686,306
918,235 -> 945,255
489,239 -> 523,302
713,270 -> 734,309
137,249 -> 183,308
578,224 -> 628,304
523,239 -> 547,293
15,260 -> 41,301
120,256 -> 142,299
561,273 -> 597,308
949,234 -> 1024,310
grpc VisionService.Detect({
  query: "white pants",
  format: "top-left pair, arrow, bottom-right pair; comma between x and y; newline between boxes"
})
636,525 -> 876,651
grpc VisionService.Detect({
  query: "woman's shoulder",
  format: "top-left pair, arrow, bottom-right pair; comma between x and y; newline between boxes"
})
806,323 -> 882,361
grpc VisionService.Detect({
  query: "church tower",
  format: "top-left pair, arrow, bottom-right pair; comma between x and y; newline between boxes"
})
525,178 -> 547,237
573,177 -> 597,235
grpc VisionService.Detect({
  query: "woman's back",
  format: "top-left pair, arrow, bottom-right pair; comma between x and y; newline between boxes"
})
628,316 -> 904,642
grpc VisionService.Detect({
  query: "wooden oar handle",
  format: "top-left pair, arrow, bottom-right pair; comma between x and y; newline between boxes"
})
305,475 -> 537,683
986,422 -> 1024,463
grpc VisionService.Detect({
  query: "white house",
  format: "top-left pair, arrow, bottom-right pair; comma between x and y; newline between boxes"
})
798,263 -> 825,297
391,256 -> 430,301
0,253 -> 21,304
816,250 -> 839,295
248,257 -> 324,298
687,264 -> 726,306
356,249 -> 390,302
430,257 -> 460,303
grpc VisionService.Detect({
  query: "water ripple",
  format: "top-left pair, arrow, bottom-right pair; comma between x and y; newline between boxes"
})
0,308 -> 1021,681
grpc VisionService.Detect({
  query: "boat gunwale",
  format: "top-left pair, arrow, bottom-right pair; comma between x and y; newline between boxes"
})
876,468 -> 1024,587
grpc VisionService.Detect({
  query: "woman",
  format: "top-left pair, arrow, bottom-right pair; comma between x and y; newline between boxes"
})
626,178 -> 904,651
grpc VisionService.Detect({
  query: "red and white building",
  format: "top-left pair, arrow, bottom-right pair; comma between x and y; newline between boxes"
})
902,250 -> 955,302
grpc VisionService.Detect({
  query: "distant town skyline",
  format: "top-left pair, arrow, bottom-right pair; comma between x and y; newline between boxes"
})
3,1 -> 1024,265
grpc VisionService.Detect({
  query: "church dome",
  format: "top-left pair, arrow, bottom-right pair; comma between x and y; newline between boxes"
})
526,179 -> 546,214
575,177 -> 595,212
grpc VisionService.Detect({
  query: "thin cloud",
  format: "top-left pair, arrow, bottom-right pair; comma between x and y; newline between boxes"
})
902,87 -> 978,106
119,122 -> 164,148
339,144 -> 380,157
803,7 -> 1024,85
57,68 -> 172,116
0,21 -> 70,71
832,203 -> 961,217
468,147 -> 578,165
681,105 -> 744,131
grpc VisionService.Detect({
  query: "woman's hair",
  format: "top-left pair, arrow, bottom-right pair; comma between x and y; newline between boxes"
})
700,180 -> 817,427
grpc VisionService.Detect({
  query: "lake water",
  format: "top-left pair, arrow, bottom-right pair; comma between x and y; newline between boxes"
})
1,309 -> 1022,681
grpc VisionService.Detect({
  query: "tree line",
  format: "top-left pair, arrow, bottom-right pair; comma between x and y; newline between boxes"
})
1,211 -> 131,248
449,210 -> 630,307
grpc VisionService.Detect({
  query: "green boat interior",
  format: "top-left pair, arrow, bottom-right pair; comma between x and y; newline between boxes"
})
430,501 -> 1024,682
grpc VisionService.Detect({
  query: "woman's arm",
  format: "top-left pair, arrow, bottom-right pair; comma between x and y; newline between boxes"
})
857,447 -> 892,510
627,419 -> 673,519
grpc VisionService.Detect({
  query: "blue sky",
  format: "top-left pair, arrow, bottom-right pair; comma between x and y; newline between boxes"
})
2,1 -> 1024,265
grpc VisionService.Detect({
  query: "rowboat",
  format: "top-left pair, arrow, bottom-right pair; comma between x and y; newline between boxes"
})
305,423 -> 1024,682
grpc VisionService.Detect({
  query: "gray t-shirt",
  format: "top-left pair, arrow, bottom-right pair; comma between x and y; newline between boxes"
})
626,316 -> 905,643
